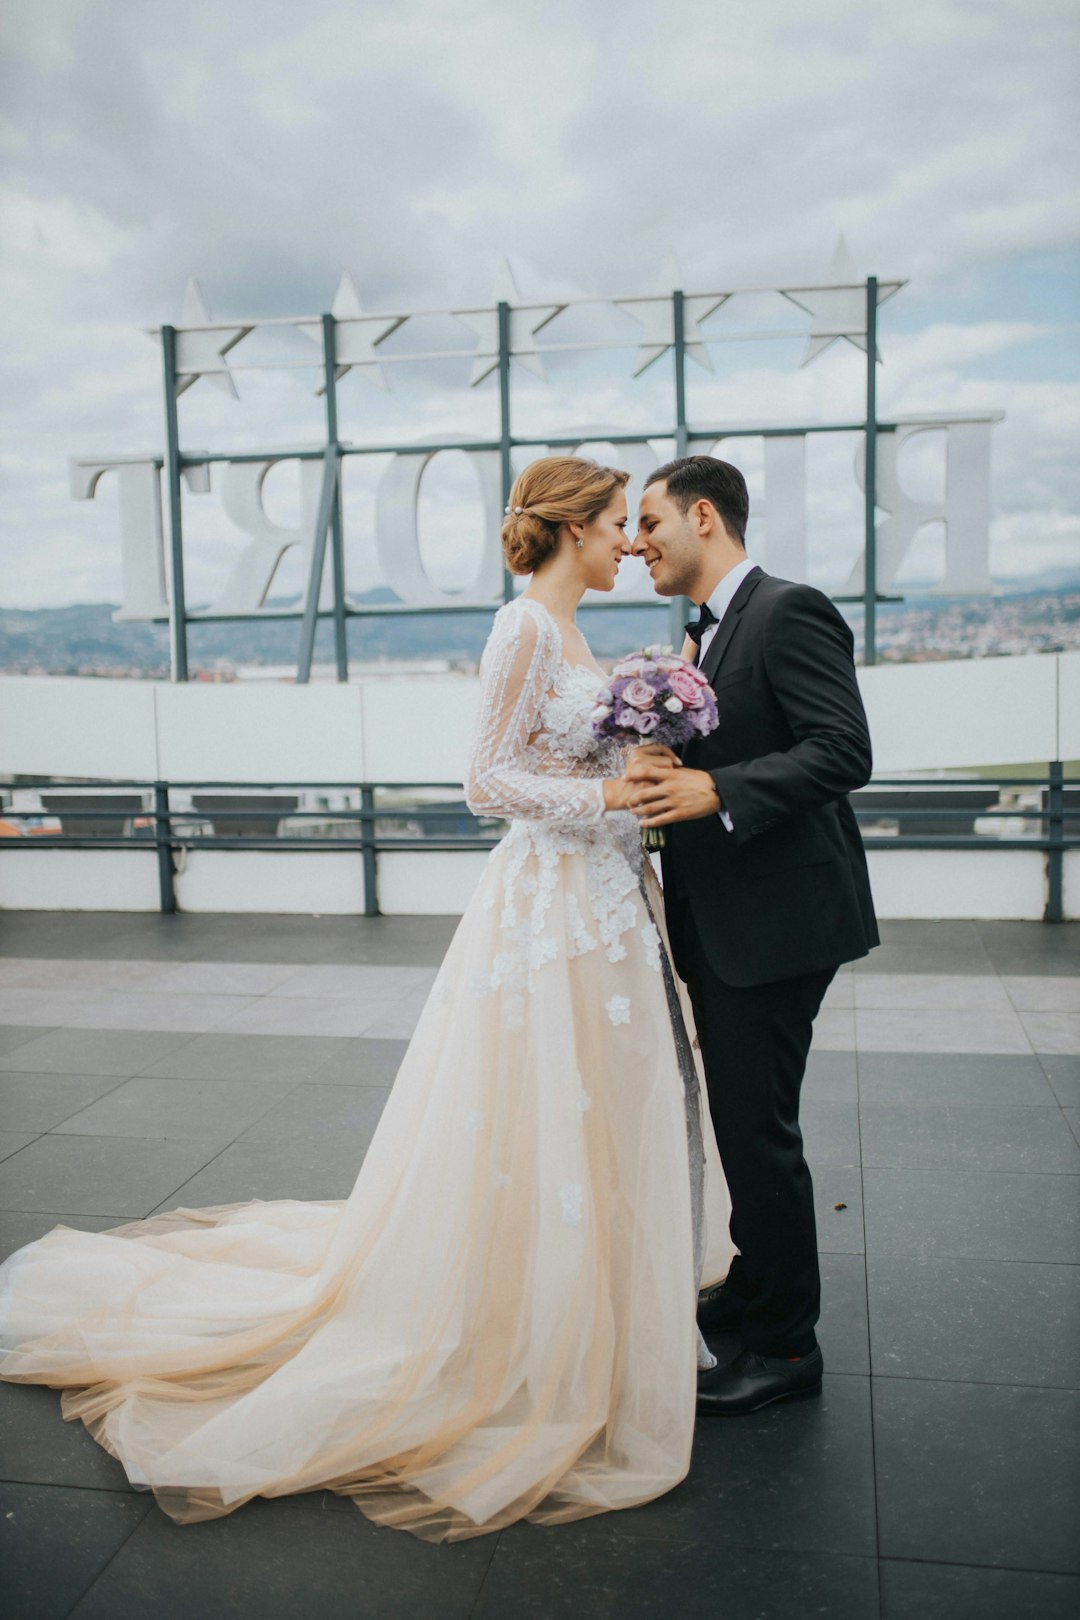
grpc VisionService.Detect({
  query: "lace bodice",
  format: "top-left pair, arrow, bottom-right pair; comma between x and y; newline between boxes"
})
466,598 -> 626,826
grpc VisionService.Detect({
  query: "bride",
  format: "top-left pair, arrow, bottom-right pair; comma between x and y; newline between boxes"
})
0,455 -> 733,1542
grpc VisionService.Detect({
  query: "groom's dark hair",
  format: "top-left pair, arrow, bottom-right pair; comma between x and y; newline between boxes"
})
645,456 -> 749,543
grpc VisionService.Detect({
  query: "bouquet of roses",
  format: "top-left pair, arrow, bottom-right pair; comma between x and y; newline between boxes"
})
591,645 -> 719,850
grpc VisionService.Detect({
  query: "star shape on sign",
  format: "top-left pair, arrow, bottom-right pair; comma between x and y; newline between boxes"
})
298,272 -> 407,394
453,260 -> 564,386
782,236 -> 905,368
168,280 -> 252,398
616,252 -> 728,378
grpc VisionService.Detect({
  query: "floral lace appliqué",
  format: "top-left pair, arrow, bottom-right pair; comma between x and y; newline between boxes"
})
640,921 -> 662,972
605,995 -> 631,1027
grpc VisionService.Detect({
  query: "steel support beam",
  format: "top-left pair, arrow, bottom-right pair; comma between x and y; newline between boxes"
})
864,276 -> 879,666
296,445 -> 339,683
161,326 -> 189,681
322,313 -> 349,682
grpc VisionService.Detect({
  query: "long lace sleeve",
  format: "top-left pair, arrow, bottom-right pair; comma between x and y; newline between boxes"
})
465,601 -> 607,826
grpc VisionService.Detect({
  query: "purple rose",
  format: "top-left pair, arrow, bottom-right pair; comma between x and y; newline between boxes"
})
616,706 -> 659,734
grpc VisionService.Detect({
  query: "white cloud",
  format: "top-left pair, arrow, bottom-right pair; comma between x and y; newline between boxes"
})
0,0 -> 1077,608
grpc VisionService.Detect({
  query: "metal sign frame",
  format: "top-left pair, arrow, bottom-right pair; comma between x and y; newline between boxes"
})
151,266 -> 909,679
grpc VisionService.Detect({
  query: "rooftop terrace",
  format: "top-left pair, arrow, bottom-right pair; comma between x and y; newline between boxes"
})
0,914 -> 1077,1620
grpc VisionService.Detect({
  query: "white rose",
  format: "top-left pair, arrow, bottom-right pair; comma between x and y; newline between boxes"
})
663,696 -> 683,713
592,703 -> 613,721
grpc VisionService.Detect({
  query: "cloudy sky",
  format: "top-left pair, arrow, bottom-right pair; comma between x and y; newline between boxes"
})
1,0 -> 1077,611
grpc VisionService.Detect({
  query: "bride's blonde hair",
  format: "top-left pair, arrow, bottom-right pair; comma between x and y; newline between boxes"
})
502,457 -> 630,575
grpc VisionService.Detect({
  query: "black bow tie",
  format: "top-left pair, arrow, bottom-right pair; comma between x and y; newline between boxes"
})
684,602 -> 719,646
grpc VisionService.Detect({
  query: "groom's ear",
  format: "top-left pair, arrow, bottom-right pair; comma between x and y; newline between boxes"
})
690,498 -> 716,536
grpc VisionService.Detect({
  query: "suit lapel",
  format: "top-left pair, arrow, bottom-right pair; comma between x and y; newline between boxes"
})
699,566 -> 764,686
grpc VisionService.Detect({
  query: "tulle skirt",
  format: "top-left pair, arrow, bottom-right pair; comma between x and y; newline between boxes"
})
0,819 -> 733,1540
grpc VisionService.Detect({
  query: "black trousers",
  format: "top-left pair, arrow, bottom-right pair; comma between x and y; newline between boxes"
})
682,927 -> 835,1358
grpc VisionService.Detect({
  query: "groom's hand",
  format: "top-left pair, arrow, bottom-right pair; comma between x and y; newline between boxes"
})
625,761 -> 722,826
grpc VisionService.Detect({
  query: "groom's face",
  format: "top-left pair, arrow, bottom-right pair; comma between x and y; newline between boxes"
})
632,481 -> 701,599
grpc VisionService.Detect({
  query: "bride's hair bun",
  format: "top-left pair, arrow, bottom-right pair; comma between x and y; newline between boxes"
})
501,456 -> 630,576
502,509 -> 557,576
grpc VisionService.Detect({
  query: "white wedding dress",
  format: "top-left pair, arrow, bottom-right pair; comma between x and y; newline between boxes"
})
0,596 -> 734,1542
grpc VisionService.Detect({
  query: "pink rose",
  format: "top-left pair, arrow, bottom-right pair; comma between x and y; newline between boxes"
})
621,678 -> 656,711
668,668 -> 705,708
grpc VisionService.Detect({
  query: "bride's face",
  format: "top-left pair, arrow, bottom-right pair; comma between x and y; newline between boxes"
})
575,490 -> 631,592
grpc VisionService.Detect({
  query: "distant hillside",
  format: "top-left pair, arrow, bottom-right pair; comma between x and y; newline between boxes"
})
0,593 -> 667,676
2,584 -> 1079,677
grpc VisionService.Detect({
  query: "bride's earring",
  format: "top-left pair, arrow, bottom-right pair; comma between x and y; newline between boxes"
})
575,538 -> 584,549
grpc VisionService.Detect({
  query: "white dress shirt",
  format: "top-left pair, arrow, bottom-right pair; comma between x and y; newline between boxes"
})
695,556 -> 758,832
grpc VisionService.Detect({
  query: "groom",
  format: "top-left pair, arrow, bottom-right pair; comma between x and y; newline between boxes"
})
628,455 -> 878,1415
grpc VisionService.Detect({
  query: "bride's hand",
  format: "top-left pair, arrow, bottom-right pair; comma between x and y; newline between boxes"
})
625,744 -> 681,774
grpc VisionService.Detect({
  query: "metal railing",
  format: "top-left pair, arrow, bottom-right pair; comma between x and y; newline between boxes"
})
1,769 -> 1076,921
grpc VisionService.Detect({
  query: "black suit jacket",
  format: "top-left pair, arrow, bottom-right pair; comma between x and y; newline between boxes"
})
661,567 -> 879,988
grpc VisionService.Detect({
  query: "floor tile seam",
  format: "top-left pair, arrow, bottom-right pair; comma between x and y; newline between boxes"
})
587,1525 -> 881,1561
2,972 -> 434,1001
861,1162 -> 1080,1175
0,1128 -> 228,1151
12,1073 -> 156,1137
865,1368 -> 1080,1392
0,1473 -> 138,1495
61,1492 -> 155,1620
850,1045 -> 876,1416
850,1042 -> 883,1580
878,1552 -> 1080,1578
864,1253 -> 1080,1271
867,1247 -> 1080,1266
855,1102 -> 1067,1111
861,1164 -> 1080,1179
465,1529 -> 505,1620
0,1209 -> 143,1222
0,1478 -> 148,1499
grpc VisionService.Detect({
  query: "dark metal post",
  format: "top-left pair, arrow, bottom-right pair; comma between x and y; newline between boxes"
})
161,326 -> 189,681
360,785 -> 379,916
864,277 -> 879,666
322,313 -> 349,682
153,781 -> 176,914
1045,760 -> 1064,923
673,289 -> 688,458
296,446 -> 338,683
671,289 -> 691,648
497,299 -> 514,603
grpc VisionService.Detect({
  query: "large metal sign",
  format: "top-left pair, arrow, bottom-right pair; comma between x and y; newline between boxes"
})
70,245 -> 1003,677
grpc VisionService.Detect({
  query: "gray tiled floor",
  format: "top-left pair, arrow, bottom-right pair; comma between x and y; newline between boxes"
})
0,914 -> 1076,1620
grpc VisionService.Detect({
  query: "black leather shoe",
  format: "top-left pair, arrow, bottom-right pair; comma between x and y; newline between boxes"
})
696,1282 -> 746,1334
696,1345 -> 823,1416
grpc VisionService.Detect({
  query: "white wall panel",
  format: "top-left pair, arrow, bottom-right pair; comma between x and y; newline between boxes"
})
1063,852 -> 1080,922
0,677 -> 159,780
858,654 -> 1058,773
0,850 -> 160,911
155,685 -> 364,783
378,851 -> 489,914
176,850 -> 365,913
865,848 -> 1045,920
1057,651 -> 1080,761
361,680 -> 479,784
